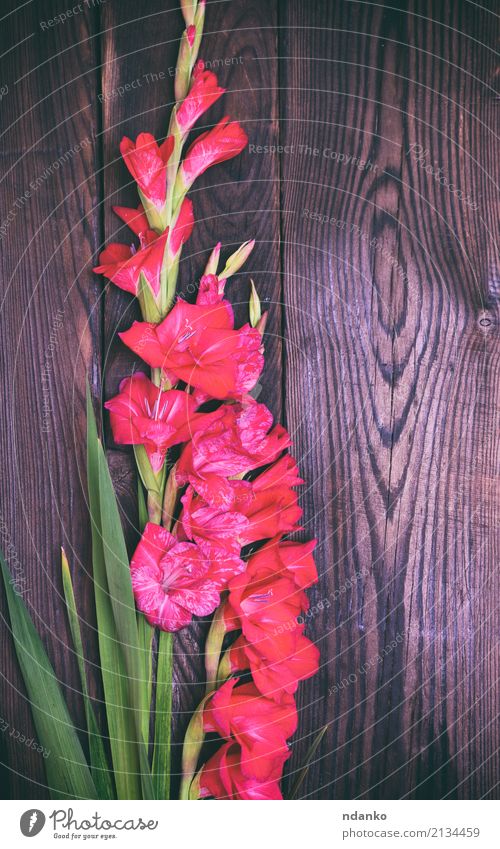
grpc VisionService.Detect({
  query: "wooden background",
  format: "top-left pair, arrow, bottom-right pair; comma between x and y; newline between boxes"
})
0,0 -> 499,800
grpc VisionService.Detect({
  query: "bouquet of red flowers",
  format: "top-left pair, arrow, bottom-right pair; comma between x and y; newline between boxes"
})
1,0 -> 319,800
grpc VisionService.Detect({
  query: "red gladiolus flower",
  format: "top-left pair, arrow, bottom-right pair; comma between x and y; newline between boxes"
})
225,537 -> 318,635
237,457 -> 305,542
198,741 -> 284,800
169,196 -> 195,257
93,199 -> 194,297
239,487 -> 302,545
120,133 -> 174,211
105,372 -> 212,472
176,61 -> 225,135
180,475 -> 302,546
113,204 -> 151,237
178,486 -> 247,584
222,538 -> 319,698
113,201 -> 195,253
119,300 -> 264,399
225,561 -> 309,653
251,454 -> 304,490
93,228 -> 168,297
176,402 -> 291,495
196,273 -> 226,305
242,535 -> 318,591
204,678 -> 297,781
229,631 -> 320,701
179,116 -> 248,189
180,484 -> 249,554
130,522 -> 243,632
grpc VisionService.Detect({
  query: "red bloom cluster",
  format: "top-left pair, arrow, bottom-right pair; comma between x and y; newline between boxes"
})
199,679 -> 297,799
93,60 -> 247,312
195,535 -> 318,799
93,200 -> 194,299
119,300 -> 264,400
130,522 -> 243,631
96,22 -> 319,800
177,116 -> 248,189
115,362 -> 318,798
176,61 -> 225,136
105,372 -> 213,473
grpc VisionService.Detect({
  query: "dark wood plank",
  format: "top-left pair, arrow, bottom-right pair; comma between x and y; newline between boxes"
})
0,0 -> 102,797
2,0 -> 498,802
279,0 -> 500,799
99,0 -> 281,796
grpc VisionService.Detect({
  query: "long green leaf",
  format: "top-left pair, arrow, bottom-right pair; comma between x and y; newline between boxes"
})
288,724 -> 328,799
152,630 -> 174,799
0,552 -> 97,799
86,386 -> 142,799
138,470 -> 154,746
137,479 -> 148,533
96,440 -> 154,799
137,613 -> 153,746
61,548 -> 115,799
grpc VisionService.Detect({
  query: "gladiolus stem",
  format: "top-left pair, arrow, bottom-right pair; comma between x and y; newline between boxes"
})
147,489 -> 162,524
152,630 -> 174,799
162,463 -> 179,530
216,648 -> 232,685
204,602 -> 227,693
180,691 -> 212,800
188,769 -> 201,800
151,367 -> 162,387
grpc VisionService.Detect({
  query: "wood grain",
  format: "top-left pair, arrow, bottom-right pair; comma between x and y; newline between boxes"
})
279,0 -> 499,799
0,0 -> 498,800
0,0 -> 102,797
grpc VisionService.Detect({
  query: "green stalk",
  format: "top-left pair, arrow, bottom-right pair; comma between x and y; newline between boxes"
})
61,550 -> 115,799
152,630 -> 174,798
179,691 -> 212,800
0,551 -> 97,800
204,603 -> 227,693
87,388 -> 143,800
137,613 -> 154,746
288,725 -> 329,800
147,489 -> 163,524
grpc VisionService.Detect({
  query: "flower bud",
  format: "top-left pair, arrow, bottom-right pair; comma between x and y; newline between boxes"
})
217,649 -> 232,683
204,241 -> 221,276
175,1 -> 206,103
255,311 -> 268,337
180,0 -> 197,27
179,690 -> 212,799
162,462 -> 179,529
119,133 -> 174,232
220,239 -> 255,280
249,279 -> 261,328
133,443 -> 166,496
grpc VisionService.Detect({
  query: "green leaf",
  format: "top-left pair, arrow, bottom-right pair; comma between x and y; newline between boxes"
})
137,270 -> 162,323
179,689 -> 213,800
288,724 -> 328,799
137,479 -> 154,748
137,479 -> 148,533
0,551 -> 97,800
152,630 -> 174,799
86,385 -> 143,799
134,444 -> 165,495
137,613 -> 153,746
61,548 -> 115,799
96,440 -> 155,799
